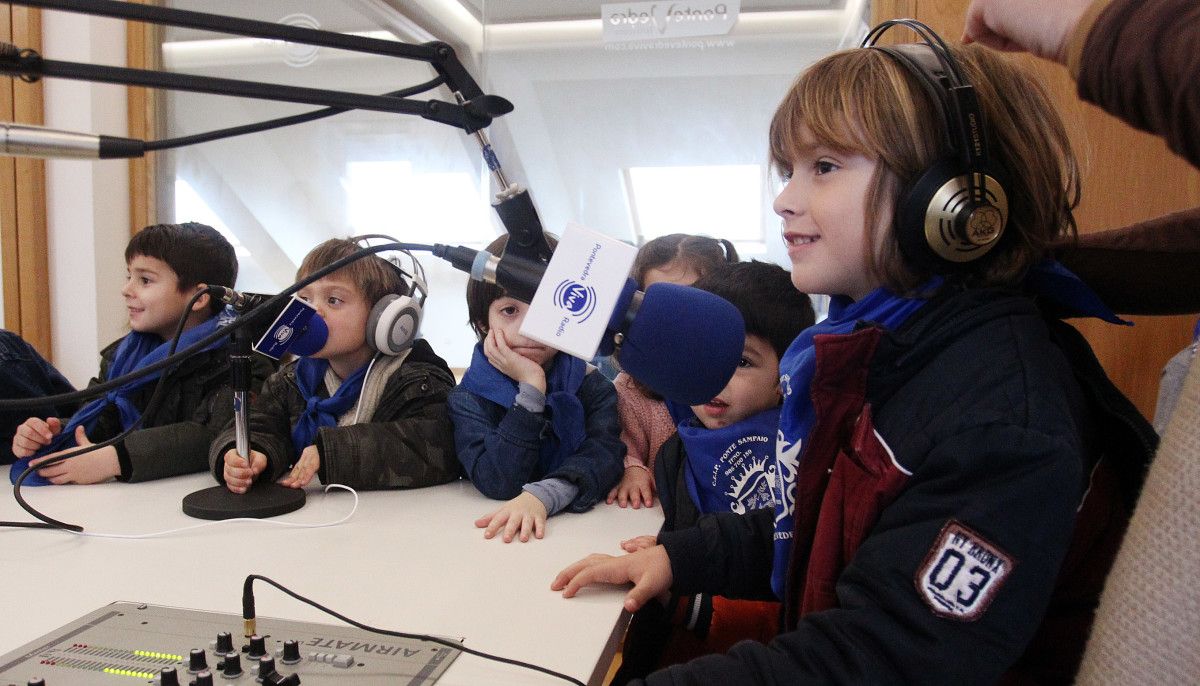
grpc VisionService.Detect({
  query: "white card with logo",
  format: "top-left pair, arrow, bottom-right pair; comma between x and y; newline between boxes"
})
520,222 -> 637,360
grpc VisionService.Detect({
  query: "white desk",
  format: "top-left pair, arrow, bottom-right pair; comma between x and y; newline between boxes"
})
0,473 -> 662,685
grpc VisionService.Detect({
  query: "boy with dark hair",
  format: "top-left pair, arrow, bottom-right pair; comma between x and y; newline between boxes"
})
10,222 -> 271,485
614,261 -> 815,680
212,238 -> 460,492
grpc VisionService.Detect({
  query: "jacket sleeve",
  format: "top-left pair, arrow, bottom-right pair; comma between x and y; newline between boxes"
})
208,365 -> 297,485
122,352 -> 274,483
447,385 -> 547,500
544,371 -> 625,512
314,365 -> 461,490
1076,0 -> 1200,168
645,422 -> 1082,685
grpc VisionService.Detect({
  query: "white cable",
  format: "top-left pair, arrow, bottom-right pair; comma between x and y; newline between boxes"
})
352,354 -> 382,424
69,483 -> 359,539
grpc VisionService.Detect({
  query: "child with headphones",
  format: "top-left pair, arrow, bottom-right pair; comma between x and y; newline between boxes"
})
608,233 -> 740,509
448,233 -> 624,543
553,24 -> 1154,684
211,238 -> 461,492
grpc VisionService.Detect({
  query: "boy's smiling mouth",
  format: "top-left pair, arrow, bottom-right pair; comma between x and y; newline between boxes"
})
784,232 -> 819,246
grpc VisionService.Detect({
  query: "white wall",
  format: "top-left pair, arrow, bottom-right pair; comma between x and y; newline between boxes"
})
43,11 -> 130,386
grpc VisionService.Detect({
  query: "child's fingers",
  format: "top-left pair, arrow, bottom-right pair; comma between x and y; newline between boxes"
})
503,513 -> 523,543
483,510 -> 510,538
534,516 -> 546,540
518,515 -> 533,543
606,485 -> 619,504
636,482 -> 653,508
553,554 -> 621,597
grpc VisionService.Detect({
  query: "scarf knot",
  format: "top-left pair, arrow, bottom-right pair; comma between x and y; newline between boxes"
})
289,358 -> 370,461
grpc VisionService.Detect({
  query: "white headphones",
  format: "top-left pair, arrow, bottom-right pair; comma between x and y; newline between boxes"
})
354,235 -> 429,356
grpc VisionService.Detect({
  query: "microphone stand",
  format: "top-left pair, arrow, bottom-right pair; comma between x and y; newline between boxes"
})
230,324 -> 253,462
180,314 -> 305,521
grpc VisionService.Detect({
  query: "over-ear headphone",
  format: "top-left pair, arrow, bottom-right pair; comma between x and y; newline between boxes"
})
862,19 -> 1010,272
352,234 -> 429,356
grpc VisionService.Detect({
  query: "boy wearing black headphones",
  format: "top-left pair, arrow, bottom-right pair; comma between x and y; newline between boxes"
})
210,238 -> 460,492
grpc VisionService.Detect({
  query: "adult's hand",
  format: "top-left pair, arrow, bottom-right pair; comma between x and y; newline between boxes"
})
962,0 -> 1095,64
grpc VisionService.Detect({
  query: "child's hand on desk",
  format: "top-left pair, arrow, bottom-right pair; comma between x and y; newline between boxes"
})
552,545 -> 674,613
279,445 -> 319,489
476,491 -> 549,543
223,448 -> 267,494
28,426 -> 119,484
12,416 -> 62,458
607,466 -> 656,508
620,535 -> 658,552
483,329 -> 547,391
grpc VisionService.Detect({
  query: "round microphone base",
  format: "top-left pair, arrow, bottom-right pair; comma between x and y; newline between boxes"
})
182,483 -> 306,520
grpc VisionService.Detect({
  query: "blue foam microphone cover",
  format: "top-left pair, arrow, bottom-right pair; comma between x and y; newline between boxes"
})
251,296 -> 329,360
618,282 -> 744,406
288,315 -> 328,357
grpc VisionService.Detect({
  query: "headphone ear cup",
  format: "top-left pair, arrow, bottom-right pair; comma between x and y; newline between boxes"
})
895,158 -> 1009,273
366,293 -> 423,356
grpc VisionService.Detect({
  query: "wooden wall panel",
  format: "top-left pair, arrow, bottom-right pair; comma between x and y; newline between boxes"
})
870,0 -> 1200,420
1,8 -> 17,325
126,1 -> 162,237
1,6 -> 51,358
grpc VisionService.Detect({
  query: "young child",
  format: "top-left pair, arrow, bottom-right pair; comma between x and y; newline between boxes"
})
615,261 -> 813,681
553,35 -> 1154,684
211,238 -> 460,492
608,234 -> 739,509
447,233 -> 624,543
10,222 -> 270,485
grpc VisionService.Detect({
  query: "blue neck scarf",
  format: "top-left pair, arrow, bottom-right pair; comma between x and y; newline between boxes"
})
678,406 -> 780,516
290,357 -> 370,460
11,312 -> 232,486
770,287 -> 929,598
459,343 -> 587,476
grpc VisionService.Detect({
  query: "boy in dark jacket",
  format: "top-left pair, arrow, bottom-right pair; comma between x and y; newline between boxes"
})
615,262 -> 813,681
10,222 -> 269,484
447,233 -> 624,544
212,238 -> 459,492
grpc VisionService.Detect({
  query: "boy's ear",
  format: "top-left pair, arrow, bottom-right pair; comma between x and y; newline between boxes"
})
190,283 -> 210,313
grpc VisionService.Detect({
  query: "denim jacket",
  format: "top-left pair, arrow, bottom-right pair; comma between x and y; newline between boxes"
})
447,368 -> 624,512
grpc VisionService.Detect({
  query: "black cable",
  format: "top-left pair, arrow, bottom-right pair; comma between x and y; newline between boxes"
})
243,575 -> 587,686
3,285 -> 210,531
143,78 -> 446,152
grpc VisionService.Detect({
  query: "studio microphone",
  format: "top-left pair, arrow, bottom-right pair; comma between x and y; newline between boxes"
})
431,244 -> 744,406
0,122 -> 145,159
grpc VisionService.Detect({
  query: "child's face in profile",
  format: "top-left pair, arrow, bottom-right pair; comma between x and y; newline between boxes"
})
298,274 -> 373,372
690,333 -> 781,430
774,124 -> 886,301
485,296 -> 556,368
122,254 -> 201,339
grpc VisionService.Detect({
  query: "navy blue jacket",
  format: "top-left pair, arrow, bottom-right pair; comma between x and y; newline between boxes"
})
447,367 -> 624,512
0,331 -> 78,465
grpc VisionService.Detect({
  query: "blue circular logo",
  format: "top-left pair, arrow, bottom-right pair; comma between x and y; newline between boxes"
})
553,280 -> 597,322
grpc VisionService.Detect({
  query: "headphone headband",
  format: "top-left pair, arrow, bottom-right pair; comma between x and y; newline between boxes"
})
351,233 -> 428,306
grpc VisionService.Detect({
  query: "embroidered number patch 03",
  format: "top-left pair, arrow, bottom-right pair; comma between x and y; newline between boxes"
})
915,521 -> 1017,621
